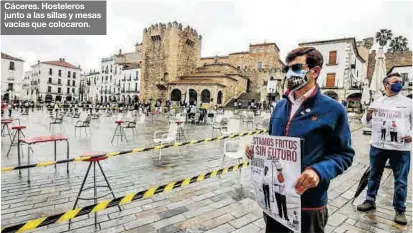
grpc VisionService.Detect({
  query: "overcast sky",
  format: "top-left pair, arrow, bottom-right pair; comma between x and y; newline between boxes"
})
1,0 -> 412,72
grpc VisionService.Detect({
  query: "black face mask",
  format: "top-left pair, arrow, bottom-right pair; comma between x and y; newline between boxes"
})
284,67 -> 310,91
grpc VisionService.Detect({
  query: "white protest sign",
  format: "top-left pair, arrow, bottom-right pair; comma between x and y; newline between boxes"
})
372,108 -> 409,146
250,135 -> 301,232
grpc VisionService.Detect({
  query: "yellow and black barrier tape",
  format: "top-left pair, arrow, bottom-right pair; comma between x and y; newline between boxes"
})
1,161 -> 250,233
1,129 -> 267,172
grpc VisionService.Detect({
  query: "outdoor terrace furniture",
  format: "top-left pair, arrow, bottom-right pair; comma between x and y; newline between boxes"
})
256,118 -> 270,131
70,151 -> 122,229
111,120 -> 128,144
1,120 -> 13,143
72,111 -> 81,118
153,122 -> 180,160
123,116 -> 140,136
49,115 -> 64,131
6,125 -> 33,158
212,116 -> 228,137
75,115 -> 92,136
242,114 -> 254,128
221,135 -> 252,184
18,135 -> 70,183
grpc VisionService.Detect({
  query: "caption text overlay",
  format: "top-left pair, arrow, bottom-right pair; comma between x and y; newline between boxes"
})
1,1 -> 106,35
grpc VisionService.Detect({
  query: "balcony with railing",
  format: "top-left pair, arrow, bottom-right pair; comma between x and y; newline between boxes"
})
47,81 -> 63,86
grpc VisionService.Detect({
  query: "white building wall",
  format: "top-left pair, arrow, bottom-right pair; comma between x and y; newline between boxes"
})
121,68 -> 140,103
391,66 -> 412,82
32,62 -> 81,102
307,43 -> 347,88
300,40 -> 367,101
1,56 -> 24,99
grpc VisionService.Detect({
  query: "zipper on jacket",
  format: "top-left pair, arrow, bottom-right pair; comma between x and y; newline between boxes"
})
284,87 -> 318,136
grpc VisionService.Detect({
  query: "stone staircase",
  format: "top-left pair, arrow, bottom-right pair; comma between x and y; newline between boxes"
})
225,92 -> 261,108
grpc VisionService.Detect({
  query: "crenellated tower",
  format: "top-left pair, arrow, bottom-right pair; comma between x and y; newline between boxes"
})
140,21 -> 202,101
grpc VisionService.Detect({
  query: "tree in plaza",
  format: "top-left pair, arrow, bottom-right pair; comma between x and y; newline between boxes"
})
375,28 -> 393,48
388,35 -> 409,53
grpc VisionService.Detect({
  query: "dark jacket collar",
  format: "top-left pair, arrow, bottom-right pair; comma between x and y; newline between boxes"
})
283,85 -> 320,105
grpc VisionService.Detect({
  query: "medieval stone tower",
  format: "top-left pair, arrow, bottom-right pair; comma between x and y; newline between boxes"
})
140,21 -> 202,101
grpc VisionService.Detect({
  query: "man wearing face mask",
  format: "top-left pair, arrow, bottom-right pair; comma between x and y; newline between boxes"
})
246,47 -> 354,233
357,73 -> 412,225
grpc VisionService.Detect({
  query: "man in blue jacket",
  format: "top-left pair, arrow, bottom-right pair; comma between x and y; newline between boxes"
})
247,47 -> 354,233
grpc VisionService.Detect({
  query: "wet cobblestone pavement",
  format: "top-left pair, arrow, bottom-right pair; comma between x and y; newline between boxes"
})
1,109 -> 411,233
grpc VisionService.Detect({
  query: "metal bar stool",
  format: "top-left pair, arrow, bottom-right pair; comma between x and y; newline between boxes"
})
6,125 -> 33,158
70,152 -> 122,229
111,120 -> 128,144
1,120 -> 13,143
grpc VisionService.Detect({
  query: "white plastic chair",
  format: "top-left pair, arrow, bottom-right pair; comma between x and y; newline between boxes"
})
243,114 -> 254,128
221,119 -> 240,137
221,135 -> 253,184
212,116 -> 228,137
256,118 -> 270,130
153,122 -> 180,160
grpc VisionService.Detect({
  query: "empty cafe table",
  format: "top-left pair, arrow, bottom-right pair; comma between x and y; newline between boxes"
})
175,121 -> 187,142
19,135 -> 70,183
111,120 -> 128,144
1,120 -> 13,143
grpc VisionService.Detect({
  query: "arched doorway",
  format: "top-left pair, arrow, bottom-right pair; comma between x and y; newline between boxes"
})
45,94 -> 53,102
134,95 -> 139,102
217,91 -> 223,104
127,95 -> 131,104
55,95 -> 62,102
189,89 -> 197,102
170,89 -> 181,101
324,91 -> 339,101
121,95 -> 125,103
201,89 -> 211,103
347,93 -> 362,112
66,96 -> 72,101
3,93 -> 9,101
100,96 -> 103,103
104,96 -> 107,103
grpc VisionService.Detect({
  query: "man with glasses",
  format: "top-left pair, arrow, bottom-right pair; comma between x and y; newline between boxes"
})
246,47 -> 354,232
357,73 -> 412,225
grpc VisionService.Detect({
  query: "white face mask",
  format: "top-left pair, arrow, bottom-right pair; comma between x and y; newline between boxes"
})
286,68 -> 310,91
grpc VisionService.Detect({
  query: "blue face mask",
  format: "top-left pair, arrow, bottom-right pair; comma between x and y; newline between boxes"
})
286,68 -> 309,91
390,82 -> 403,93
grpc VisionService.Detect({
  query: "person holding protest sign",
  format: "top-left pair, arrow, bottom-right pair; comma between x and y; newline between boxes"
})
246,47 -> 354,233
357,73 -> 412,225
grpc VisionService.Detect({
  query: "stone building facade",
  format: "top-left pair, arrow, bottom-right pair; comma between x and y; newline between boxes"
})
367,50 -> 412,80
367,50 -> 412,98
139,21 -> 283,106
140,22 -> 202,101
199,43 -> 283,103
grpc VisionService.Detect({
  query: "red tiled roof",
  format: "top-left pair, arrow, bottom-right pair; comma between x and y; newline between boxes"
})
1,53 -> 24,62
42,60 -> 81,69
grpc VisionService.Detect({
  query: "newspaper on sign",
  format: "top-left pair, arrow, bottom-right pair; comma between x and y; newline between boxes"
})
250,135 -> 301,232
371,108 -> 409,146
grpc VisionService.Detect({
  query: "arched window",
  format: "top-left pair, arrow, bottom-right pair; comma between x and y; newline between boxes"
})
170,89 -> 181,101
217,91 -> 223,104
201,89 -> 211,103
189,89 -> 197,102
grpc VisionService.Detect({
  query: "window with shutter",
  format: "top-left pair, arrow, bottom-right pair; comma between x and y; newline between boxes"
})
326,73 -> 336,87
328,51 -> 337,65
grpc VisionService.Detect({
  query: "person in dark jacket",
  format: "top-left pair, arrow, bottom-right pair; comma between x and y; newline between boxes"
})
247,47 -> 354,233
